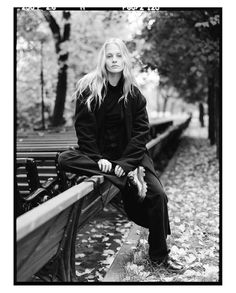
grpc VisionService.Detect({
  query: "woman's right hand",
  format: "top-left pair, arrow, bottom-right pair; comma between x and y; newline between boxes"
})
98,159 -> 112,173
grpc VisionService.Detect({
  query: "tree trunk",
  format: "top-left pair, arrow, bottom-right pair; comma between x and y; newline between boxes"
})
208,75 -> 216,145
52,58 -> 68,126
214,67 -> 220,159
163,96 -> 168,114
43,11 -> 71,127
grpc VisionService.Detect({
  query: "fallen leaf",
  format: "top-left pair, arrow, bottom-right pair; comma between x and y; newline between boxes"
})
102,237 -> 109,242
100,256 -> 114,266
76,268 -> 94,277
186,254 -> 196,263
103,249 -> 115,255
174,217 -> 181,223
179,224 -> 185,232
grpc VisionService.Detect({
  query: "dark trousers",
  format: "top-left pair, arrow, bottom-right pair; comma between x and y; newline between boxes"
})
58,149 -> 170,261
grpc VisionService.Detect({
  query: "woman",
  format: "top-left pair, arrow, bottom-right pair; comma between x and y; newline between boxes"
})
58,38 -> 183,272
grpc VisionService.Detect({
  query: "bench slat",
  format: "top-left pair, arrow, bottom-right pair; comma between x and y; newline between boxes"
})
17,146 -> 77,152
17,152 -> 58,158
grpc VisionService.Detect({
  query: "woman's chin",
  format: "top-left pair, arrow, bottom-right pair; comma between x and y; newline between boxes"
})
108,69 -> 123,74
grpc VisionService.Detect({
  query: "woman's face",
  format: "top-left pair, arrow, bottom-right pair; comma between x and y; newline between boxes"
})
105,43 -> 124,74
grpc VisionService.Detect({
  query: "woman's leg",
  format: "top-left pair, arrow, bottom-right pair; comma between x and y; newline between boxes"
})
144,171 -> 171,261
121,169 -> 170,262
58,149 -> 101,176
58,149 -> 127,189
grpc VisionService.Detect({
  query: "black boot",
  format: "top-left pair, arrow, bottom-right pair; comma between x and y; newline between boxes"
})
151,255 -> 184,272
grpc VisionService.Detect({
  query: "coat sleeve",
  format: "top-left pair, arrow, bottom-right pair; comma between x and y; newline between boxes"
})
113,89 -> 150,172
74,96 -> 102,162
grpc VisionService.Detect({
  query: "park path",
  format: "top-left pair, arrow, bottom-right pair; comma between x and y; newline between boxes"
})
122,117 -> 220,282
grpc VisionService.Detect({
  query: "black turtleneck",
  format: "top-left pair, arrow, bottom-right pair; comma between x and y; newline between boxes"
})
102,78 -> 127,160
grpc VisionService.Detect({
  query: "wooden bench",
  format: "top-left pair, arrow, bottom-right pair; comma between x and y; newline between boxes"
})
15,116 -> 190,283
16,175 -> 120,282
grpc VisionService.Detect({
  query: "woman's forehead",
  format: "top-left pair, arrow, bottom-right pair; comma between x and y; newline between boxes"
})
105,43 -> 121,54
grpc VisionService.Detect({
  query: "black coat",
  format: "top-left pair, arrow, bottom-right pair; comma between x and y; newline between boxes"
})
74,86 -> 158,178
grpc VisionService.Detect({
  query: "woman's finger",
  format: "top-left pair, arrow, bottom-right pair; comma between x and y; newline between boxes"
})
104,163 -> 108,173
114,166 -> 118,176
108,163 -> 112,172
98,161 -> 102,171
118,168 -> 122,177
102,162 -> 106,172
115,165 -> 119,174
116,166 -> 122,177
115,165 -> 124,177
118,166 -> 125,176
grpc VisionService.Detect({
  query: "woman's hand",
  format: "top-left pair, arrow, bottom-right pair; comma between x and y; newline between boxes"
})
98,159 -> 112,173
114,165 -> 125,177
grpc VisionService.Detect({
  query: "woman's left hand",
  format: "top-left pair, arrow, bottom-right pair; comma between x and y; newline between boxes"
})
114,165 -> 125,177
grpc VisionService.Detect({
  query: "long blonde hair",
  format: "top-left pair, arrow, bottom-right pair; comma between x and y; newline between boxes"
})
74,38 -> 138,111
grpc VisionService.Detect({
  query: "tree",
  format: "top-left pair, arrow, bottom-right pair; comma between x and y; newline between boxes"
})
138,9 -> 221,151
42,11 -> 71,126
16,10 -> 55,130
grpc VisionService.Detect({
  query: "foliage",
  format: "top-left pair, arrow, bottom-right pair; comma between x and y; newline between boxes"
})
138,9 -> 221,103
17,9 -> 58,129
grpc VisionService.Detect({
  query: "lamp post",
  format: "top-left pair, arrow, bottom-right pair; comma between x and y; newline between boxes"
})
40,40 -> 45,130
36,25 -> 48,131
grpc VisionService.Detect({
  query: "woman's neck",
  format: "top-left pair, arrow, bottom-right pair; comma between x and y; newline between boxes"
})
107,72 -> 122,86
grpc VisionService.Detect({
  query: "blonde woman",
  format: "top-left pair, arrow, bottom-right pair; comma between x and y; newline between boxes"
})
59,38 -> 183,272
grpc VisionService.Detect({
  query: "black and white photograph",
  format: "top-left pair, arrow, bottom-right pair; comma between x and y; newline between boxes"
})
14,4 -> 222,285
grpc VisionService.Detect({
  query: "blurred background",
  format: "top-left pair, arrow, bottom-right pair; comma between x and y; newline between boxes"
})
16,8 -> 221,151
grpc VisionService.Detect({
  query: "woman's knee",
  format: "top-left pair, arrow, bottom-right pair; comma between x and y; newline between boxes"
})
146,179 -> 168,204
149,190 -> 167,204
57,150 -> 71,168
